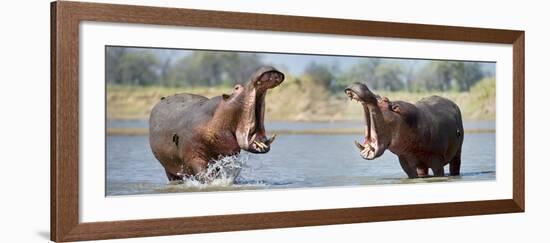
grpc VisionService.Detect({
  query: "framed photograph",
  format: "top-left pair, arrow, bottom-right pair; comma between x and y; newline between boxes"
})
51,1 -> 524,242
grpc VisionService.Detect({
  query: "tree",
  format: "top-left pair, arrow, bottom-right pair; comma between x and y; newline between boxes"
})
166,52 -> 264,87
373,62 -> 405,91
117,51 -> 159,86
221,52 -> 264,86
165,52 -> 219,86
303,62 -> 334,88
159,58 -> 172,87
335,59 -> 404,91
105,47 -> 160,86
453,62 -> 484,91
411,62 -> 450,92
105,47 -> 126,84
410,61 -> 484,92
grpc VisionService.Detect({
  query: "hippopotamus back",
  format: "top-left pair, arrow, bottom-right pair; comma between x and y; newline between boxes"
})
149,94 -> 220,177
415,96 -> 464,162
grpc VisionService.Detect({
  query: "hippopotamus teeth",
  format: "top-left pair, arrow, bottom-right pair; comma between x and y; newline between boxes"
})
355,140 -> 375,154
360,149 -> 372,159
250,134 -> 276,150
345,90 -> 363,103
250,133 -> 257,144
253,140 -> 268,149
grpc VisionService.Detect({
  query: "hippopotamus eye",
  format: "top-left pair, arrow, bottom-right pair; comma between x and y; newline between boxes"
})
233,84 -> 244,91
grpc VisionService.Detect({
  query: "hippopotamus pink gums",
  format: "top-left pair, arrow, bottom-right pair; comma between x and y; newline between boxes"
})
345,82 -> 464,178
149,66 -> 284,181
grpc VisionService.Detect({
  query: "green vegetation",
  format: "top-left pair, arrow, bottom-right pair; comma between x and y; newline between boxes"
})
334,59 -> 406,92
107,76 -> 495,121
106,47 -> 493,93
106,47 -> 496,122
409,61 -> 484,92
107,48 -> 263,87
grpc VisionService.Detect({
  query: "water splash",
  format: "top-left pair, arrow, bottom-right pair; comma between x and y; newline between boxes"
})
175,154 -> 250,189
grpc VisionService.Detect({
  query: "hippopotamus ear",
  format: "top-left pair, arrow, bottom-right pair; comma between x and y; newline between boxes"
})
391,104 -> 401,113
391,102 -> 418,125
380,97 -> 400,113
222,94 -> 230,100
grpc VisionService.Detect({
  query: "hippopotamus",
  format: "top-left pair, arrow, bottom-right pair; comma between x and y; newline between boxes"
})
149,66 -> 284,181
344,82 -> 464,178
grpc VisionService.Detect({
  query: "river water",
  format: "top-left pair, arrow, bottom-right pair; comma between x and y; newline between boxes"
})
106,121 -> 495,196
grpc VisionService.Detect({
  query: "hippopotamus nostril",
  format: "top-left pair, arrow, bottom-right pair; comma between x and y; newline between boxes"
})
172,134 -> 179,147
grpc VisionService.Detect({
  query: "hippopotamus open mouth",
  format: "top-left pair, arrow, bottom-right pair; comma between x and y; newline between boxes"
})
235,66 -> 284,154
344,82 -> 389,160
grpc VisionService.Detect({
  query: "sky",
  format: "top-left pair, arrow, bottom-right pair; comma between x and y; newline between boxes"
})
118,46 -> 495,76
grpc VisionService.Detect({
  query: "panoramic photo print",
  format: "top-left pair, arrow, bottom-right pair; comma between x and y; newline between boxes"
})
105,46 -> 496,196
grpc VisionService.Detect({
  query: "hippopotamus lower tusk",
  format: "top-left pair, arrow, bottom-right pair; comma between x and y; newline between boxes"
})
354,140 -> 365,150
266,134 -> 277,145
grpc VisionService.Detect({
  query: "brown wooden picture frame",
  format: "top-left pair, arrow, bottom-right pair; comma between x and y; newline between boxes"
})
51,1 -> 524,242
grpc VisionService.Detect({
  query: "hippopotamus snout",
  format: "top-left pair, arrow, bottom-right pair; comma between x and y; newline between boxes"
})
249,66 -> 285,91
236,67 -> 285,154
344,82 -> 390,160
344,82 -> 378,104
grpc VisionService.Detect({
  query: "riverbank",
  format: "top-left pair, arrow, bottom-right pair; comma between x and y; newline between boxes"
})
106,127 -> 495,136
107,77 -> 495,121
106,120 -> 495,136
